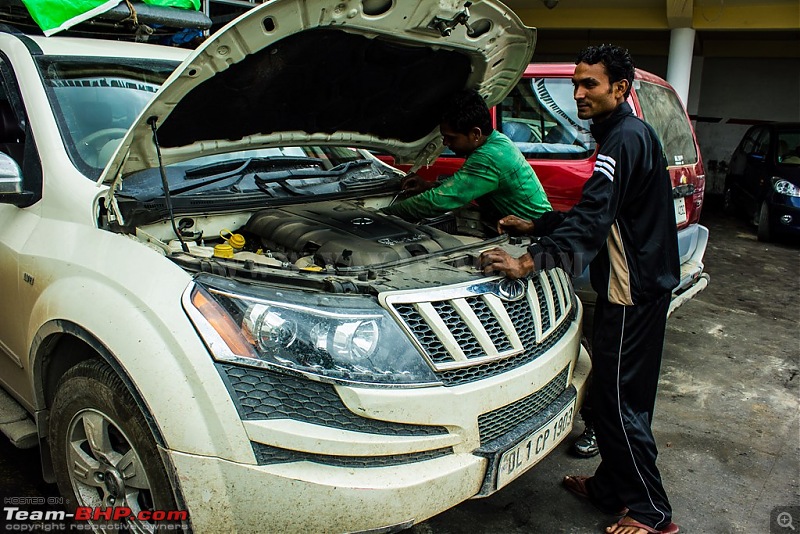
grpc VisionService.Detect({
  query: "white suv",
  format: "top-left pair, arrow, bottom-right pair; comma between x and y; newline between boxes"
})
0,1 -> 590,532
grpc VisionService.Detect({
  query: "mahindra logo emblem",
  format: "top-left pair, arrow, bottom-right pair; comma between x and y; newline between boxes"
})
497,279 -> 527,301
351,217 -> 373,225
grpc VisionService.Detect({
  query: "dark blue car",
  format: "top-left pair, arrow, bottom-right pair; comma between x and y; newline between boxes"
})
724,122 -> 800,242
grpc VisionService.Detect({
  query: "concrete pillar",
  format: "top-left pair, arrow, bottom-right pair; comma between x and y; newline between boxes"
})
666,27 -> 695,106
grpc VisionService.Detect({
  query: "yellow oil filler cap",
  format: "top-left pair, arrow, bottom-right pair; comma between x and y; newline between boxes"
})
220,229 -> 246,250
213,243 -> 235,258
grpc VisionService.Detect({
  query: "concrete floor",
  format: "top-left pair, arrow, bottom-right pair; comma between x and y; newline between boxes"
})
0,198 -> 798,533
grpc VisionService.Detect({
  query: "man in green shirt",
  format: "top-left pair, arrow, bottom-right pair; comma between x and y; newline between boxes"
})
382,90 -> 551,225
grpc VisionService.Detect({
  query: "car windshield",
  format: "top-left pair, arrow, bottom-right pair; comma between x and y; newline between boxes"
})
777,130 -> 800,165
37,56 -> 179,180
496,77 -> 595,159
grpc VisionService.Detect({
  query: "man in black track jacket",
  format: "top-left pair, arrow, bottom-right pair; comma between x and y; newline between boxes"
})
480,45 -> 680,534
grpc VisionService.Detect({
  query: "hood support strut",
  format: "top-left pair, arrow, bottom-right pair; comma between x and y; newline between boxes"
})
148,116 -> 189,253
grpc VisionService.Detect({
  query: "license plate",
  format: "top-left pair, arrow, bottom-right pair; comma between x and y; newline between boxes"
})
674,197 -> 687,225
496,399 -> 576,489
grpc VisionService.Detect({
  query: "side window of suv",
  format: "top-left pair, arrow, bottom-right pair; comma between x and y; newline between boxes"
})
496,78 -> 594,160
0,54 -> 41,203
0,60 -> 24,167
636,81 -> 698,167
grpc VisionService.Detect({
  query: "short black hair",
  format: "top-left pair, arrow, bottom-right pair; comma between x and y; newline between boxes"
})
576,44 -> 635,98
440,89 -> 493,135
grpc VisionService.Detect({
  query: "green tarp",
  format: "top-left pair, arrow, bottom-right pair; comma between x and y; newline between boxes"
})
21,0 -> 201,36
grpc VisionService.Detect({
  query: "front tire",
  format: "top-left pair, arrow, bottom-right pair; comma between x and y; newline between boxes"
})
757,201 -> 772,242
49,360 -> 182,533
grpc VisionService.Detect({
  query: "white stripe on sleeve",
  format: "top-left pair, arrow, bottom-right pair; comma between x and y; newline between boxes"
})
594,154 -> 617,182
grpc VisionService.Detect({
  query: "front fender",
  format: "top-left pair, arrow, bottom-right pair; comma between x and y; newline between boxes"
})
26,264 -> 254,463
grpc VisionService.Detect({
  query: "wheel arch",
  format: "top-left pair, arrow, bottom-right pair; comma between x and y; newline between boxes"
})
30,320 -> 168,481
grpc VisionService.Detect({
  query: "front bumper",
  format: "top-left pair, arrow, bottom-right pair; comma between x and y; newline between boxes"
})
167,448 -> 480,534
168,315 -> 590,533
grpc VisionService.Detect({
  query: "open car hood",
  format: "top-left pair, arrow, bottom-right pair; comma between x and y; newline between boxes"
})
99,0 -> 535,189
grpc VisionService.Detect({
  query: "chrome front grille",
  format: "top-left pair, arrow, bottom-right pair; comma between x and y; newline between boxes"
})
384,269 -> 575,386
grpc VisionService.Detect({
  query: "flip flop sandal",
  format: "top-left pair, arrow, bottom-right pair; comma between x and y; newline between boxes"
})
562,475 -> 628,516
609,515 -> 680,534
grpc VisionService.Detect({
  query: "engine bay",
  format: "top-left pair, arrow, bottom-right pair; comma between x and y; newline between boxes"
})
138,199 -> 507,292
244,200 -> 469,269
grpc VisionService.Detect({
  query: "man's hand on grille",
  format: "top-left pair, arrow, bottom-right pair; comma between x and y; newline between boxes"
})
479,248 -> 534,279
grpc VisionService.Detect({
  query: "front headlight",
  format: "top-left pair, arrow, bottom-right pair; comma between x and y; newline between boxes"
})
183,274 -> 439,386
773,178 -> 800,197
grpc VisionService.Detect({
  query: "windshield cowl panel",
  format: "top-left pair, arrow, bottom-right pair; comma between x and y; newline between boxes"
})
114,146 -> 402,226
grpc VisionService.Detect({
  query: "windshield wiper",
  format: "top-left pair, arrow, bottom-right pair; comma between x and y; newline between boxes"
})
253,159 -> 375,184
252,159 -> 379,196
184,156 -> 323,178
172,156 -> 325,195
171,159 -> 251,195
328,159 -> 373,173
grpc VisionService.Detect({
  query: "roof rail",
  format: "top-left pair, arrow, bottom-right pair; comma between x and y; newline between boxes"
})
0,0 -> 211,37
94,1 -> 211,30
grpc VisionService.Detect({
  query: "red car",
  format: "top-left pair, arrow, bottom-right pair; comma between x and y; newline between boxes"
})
381,64 -> 710,322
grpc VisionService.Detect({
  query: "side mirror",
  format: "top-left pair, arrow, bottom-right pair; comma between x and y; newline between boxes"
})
0,152 -> 34,206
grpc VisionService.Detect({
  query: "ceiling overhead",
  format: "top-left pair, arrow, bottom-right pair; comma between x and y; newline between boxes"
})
503,0 -> 800,31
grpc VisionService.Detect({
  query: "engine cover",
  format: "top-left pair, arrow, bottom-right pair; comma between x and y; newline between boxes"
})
245,201 -> 464,268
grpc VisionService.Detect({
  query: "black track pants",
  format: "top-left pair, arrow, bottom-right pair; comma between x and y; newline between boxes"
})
585,294 -> 672,530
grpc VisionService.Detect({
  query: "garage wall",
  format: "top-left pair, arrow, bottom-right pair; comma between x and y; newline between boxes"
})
694,57 -> 800,193
698,58 -> 800,122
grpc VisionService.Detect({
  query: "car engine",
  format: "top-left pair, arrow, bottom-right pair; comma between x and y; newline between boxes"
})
244,200 -> 467,269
